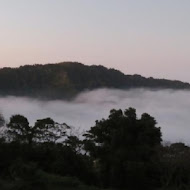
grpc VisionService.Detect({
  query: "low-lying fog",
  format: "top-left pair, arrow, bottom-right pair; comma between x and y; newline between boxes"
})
0,88 -> 190,144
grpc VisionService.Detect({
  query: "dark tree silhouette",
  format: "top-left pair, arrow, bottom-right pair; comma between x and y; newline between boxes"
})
0,62 -> 189,99
6,115 -> 69,144
84,107 -> 162,189
0,108 -> 190,190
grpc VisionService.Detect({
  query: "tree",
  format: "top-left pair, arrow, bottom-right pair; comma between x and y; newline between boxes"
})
6,115 -> 69,144
84,107 -> 162,189
34,118 -> 69,143
0,113 -> 5,127
0,113 -> 5,139
160,143 -> 190,189
7,115 -> 31,144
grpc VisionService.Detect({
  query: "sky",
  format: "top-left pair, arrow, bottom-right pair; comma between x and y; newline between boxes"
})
0,0 -> 189,81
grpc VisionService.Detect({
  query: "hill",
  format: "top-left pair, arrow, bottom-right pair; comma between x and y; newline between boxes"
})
0,62 -> 189,99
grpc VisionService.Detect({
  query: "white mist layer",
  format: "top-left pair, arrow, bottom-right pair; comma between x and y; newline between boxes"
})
0,88 -> 190,144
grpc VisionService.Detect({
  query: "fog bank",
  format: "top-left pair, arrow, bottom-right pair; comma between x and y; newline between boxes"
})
0,88 -> 190,144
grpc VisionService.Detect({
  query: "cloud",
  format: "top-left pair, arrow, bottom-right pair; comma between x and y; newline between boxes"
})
0,88 -> 190,144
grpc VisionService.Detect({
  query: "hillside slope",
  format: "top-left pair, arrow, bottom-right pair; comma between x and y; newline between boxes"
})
0,62 -> 189,99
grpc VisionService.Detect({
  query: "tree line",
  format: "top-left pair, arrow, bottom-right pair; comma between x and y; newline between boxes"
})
0,108 -> 190,190
0,62 -> 189,99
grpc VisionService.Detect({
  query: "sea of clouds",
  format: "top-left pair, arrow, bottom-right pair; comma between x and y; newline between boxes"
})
0,88 -> 190,144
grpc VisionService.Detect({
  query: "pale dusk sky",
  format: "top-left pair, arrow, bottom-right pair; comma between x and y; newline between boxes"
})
0,0 -> 189,81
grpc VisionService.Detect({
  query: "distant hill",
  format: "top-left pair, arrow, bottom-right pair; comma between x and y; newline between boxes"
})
0,62 -> 189,99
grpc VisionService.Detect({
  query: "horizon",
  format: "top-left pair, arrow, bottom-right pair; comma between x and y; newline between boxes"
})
0,0 -> 189,82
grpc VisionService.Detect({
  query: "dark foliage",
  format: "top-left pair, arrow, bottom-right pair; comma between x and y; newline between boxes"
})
0,108 -> 190,190
0,62 -> 189,99
84,108 -> 162,189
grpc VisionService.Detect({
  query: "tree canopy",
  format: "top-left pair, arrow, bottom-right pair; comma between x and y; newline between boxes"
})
84,108 -> 162,189
0,62 -> 189,99
6,115 -> 69,144
0,108 -> 189,190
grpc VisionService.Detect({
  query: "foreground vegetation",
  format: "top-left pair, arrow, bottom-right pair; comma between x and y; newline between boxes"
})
0,107 -> 190,190
0,62 -> 189,99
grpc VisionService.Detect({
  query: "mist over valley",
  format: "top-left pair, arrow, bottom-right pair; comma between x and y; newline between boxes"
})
1,1 -> 190,189
1,88 -> 189,144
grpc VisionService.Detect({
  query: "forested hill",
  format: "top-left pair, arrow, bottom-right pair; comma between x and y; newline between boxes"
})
0,62 -> 189,99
